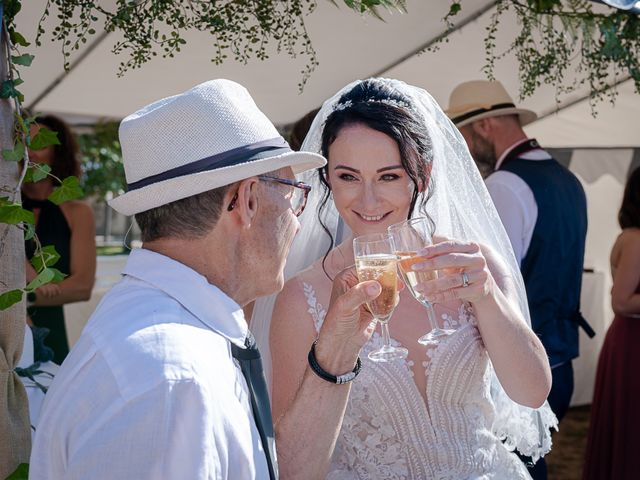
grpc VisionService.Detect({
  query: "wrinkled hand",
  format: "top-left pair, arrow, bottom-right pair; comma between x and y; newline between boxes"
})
412,238 -> 495,304
318,265 -> 381,357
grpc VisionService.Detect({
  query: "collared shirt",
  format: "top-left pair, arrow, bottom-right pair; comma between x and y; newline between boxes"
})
30,248 -> 270,480
485,139 -> 552,264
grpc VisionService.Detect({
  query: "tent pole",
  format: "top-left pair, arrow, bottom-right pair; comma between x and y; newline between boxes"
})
27,30 -> 110,111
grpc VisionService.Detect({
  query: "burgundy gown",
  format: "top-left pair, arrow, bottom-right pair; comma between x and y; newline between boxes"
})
582,284 -> 640,479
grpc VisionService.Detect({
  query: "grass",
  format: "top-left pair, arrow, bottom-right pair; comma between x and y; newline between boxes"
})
96,245 -> 129,256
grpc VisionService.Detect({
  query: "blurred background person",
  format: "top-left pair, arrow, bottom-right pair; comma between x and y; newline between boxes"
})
288,107 -> 320,151
447,80 -> 591,480
22,114 -> 96,365
582,166 -> 640,480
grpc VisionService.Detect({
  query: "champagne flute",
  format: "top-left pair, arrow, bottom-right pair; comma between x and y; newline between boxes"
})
388,217 -> 454,344
353,233 -> 408,362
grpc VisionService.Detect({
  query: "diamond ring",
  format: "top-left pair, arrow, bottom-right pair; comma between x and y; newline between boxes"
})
461,271 -> 470,288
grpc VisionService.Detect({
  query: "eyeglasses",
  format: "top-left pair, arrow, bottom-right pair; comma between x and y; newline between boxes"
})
226,176 -> 312,216
258,176 -> 312,217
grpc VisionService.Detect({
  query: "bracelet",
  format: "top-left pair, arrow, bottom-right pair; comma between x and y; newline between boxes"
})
307,340 -> 362,385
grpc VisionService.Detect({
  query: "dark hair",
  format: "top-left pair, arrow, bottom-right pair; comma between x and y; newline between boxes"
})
135,184 -> 231,242
619,166 -> 640,229
318,78 -> 434,274
33,114 -> 81,182
289,108 -> 320,151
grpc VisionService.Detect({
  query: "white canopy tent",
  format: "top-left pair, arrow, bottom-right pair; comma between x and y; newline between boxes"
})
16,0 -> 640,405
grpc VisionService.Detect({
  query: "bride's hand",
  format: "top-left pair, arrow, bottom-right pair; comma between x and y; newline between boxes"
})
412,238 -> 495,304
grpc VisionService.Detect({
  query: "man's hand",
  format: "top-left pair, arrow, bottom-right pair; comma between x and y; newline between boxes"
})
315,266 -> 381,373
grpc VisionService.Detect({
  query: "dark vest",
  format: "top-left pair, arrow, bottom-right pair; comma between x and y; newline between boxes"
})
498,141 -> 589,366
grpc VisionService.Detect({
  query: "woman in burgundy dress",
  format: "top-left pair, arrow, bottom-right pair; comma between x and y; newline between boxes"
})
583,167 -> 640,479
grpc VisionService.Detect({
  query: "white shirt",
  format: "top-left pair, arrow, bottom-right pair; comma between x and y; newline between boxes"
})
30,248 -> 270,480
485,140 -> 552,264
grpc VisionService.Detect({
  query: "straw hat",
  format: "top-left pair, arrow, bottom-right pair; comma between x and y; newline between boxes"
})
109,79 -> 326,215
446,80 -> 537,128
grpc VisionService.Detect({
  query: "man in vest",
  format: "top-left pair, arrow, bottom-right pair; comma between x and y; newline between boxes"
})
446,80 -> 592,480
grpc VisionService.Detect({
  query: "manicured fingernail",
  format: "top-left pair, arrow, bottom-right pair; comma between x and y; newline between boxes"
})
367,283 -> 381,295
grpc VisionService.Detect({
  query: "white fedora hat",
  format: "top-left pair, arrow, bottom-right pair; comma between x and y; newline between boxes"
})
109,79 -> 326,215
445,80 -> 537,128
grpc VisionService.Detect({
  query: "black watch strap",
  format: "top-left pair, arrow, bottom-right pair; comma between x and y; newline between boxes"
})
307,340 -> 362,385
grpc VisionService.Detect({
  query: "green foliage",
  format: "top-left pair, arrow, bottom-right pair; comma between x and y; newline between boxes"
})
0,289 -> 24,311
479,1 -> 639,105
0,197 -> 34,225
35,0 -> 405,91
24,163 -> 51,183
78,121 -> 126,201
29,126 -> 60,150
0,78 -> 23,101
2,141 -> 25,162
4,463 -> 28,480
10,53 -> 34,66
30,245 -> 61,272
48,176 -> 84,205
25,268 -> 55,291
9,30 -> 29,47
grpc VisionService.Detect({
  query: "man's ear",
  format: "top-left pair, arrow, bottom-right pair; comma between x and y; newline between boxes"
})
228,178 -> 259,227
471,118 -> 492,137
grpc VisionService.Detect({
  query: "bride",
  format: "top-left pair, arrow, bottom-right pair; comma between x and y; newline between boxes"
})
252,78 -> 556,479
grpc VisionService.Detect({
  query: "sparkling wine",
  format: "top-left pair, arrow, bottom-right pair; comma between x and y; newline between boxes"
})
397,251 -> 438,304
355,254 -> 398,321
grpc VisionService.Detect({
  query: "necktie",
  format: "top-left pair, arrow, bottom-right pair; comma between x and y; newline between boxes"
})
231,332 -> 278,479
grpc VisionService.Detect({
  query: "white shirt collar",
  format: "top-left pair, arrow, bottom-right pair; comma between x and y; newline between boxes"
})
122,248 -> 248,347
494,138 -> 552,171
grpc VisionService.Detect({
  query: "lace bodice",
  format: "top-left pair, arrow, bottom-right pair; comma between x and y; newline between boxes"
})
303,282 -> 531,480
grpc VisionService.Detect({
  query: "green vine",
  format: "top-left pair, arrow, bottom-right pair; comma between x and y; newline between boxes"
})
36,0 -> 405,92
0,1 -> 83,310
475,0 -> 638,107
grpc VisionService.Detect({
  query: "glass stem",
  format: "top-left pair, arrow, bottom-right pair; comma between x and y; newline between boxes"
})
380,321 -> 392,349
424,302 -> 438,330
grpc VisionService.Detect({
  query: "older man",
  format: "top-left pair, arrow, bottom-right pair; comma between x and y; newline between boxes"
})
30,80 -> 382,479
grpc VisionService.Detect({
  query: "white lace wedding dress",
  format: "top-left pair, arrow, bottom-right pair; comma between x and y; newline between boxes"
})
303,281 -> 532,480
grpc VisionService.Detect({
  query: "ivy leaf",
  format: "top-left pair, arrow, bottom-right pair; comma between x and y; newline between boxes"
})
49,176 -> 83,204
10,31 -> 30,47
0,198 -> 35,225
49,268 -> 67,283
24,164 -> 51,183
2,141 -> 25,162
30,245 -> 61,272
11,54 -> 35,67
26,268 -> 55,292
24,222 -> 35,241
0,79 -> 24,101
0,289 -> 24,311
30,127 -> 60,150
